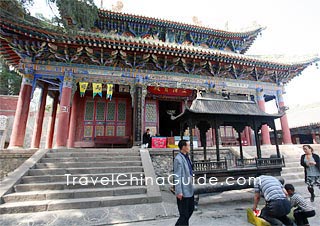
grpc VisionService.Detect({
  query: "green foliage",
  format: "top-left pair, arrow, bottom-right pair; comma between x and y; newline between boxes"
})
1,0 -> 99,31
0,62 -> 22,95
49,0 -> 99,30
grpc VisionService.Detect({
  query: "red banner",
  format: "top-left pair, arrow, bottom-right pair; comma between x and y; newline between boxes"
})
148,86 -> 193,97
152,137 -> 167,148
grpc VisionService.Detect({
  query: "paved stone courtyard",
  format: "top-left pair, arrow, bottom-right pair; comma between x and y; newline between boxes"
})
0,185 -> 318,226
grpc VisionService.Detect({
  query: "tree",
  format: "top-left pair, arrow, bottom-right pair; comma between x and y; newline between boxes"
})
0,62 -> 22,95
52,0 -> 98,30
0,0 -> 99,31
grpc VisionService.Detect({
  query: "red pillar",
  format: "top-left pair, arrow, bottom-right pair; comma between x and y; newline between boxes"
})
55,71 -> 73,148
31,84 -> 48,148
212,127 -> 216,145
45,93 -> 59,149
311,133 -> 317,144
8,71 -> 34,148
256,88 -> 271,145
277,90 -> 292,144
67,91 -> 79,148
244,127 -> 251,146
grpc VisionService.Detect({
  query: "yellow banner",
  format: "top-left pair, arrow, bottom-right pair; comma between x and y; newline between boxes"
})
92,82 -> 102,98
106,84 -> 113,100
79,82 -> 88,97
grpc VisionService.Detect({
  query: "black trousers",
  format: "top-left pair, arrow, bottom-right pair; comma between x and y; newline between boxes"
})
294,209 -> 315,225
175,196 -> 194,226
260,199 -> 293,226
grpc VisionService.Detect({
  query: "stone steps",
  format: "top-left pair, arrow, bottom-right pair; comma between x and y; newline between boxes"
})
45,152 -> 140,158
282,167 -> 304,174
0,148 -> 161,214
28,166 -> 144,175
51,148 -> 138,152
40,156 -> 141,162
282,172 -> 304,180
282,178 -> 305,186
3,186 -> 147,202
35,161 -> 142,169
14,179 -> 145,192
0,194 -> 160,214
22,172 -> 144,183
284,162 -> 301,167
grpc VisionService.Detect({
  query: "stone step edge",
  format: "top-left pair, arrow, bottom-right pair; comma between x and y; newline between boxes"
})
47,152 -> 140,155
15,179 -> 146,187
37,160 -> 142,164
0,193 -> 160,214
3,186 -> 147,203
22,171 -> 145,180
41,156 -> 141,160
4,185 -> 147,197
29,166 -> 144,171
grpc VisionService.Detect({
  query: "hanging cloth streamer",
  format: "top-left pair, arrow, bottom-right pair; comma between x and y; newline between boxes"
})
79,82 -> 88,97
92,82 -> 102,98
106,84 -> 113,100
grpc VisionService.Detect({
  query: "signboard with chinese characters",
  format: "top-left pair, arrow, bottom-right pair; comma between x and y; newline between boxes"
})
147,87 -> 193,97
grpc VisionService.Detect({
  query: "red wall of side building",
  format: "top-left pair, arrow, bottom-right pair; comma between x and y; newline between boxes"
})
0,95 -> 19,116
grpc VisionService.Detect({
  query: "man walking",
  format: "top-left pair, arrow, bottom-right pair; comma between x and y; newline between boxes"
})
253,175 -> 293,226
174,140 -> 194,226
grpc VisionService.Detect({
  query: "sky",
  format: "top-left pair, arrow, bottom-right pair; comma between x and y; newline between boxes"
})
28,0 -> 320,112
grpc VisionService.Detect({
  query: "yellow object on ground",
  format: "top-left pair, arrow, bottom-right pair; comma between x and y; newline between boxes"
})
167,144 -> 178,148
247,208 -> 271,226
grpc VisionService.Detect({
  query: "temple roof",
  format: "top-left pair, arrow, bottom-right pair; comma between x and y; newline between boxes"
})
98,10 -> 264,53
0,9 -> 319,84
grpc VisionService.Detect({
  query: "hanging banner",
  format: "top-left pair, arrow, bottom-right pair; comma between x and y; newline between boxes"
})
92,82 -> 102,98
106,84 -> 113,100
79,82 -> 89,97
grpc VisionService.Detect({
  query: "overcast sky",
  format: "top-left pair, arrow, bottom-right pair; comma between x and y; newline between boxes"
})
29,0 -> 320,111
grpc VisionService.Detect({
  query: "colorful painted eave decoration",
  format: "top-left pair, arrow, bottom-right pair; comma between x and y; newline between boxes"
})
98,10 -> 264,38
0,8 -> 259,54
0,9 -> 319,85
1,13 -> 318,70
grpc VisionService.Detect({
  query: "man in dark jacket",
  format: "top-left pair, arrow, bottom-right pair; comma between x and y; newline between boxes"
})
142,128 -> 152,148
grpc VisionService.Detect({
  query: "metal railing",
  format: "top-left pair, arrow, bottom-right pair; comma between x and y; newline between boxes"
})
236,157 -> 285,168
256,157 -> 285,168
193,159 -> 227,172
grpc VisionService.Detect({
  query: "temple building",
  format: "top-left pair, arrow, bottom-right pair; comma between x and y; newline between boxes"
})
0,9 -> 319,149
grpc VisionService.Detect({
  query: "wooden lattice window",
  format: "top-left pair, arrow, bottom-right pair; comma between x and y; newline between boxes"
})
96,102 -> 105,121
106,102 -> 116,121
84,102 -> 94,121
145,103 -> 157,122
118,102 -> 126,121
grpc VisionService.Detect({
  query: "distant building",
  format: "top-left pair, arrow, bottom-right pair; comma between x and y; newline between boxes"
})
285,103 -> 320,144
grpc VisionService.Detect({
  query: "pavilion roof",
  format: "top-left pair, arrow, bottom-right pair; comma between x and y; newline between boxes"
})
179,98 -> 282,118
172,98 -> 282,134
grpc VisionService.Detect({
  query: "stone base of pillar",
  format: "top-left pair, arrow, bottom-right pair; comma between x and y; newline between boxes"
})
133,141 -> 141,146
5,146 -> 24,150
53,146 -> 68,149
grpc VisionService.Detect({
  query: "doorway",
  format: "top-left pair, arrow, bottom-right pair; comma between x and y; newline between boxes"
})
158,100 -> 182,137
299,134 -> 313,144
